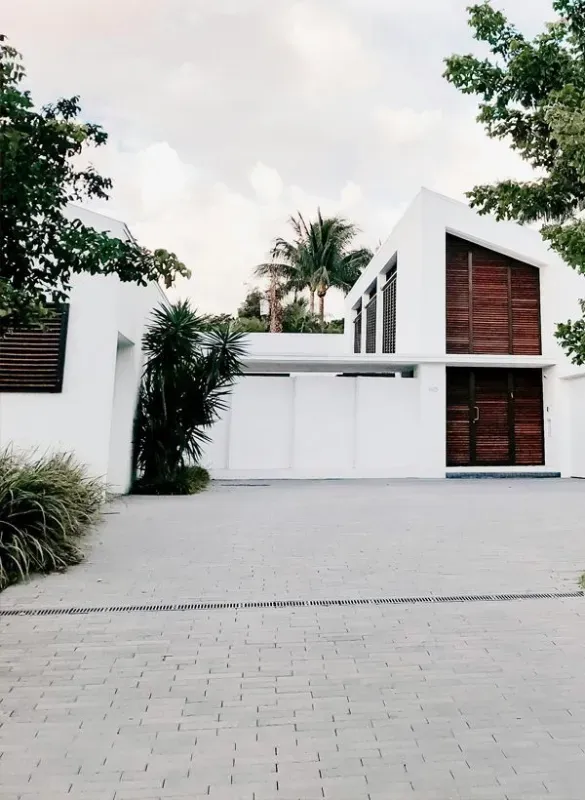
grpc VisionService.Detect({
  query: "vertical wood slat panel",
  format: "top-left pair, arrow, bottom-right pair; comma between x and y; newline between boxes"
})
446,236 -> 470,353
446,235 -> 541,356
513,370 -> 545,465
446,368 -> 471,466
511,265 -> 541,355
472,263 -> 510,354
0,307 -> 69,392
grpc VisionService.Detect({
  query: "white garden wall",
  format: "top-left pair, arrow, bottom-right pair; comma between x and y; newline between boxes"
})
204,374 -> 425,479
566,374 -> 585,478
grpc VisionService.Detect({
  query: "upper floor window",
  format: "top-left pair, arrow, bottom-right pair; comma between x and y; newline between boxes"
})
446,235 -> 541,355
382,267 -> 397,354
353,311 -> 362,353
365,294 -> 377,353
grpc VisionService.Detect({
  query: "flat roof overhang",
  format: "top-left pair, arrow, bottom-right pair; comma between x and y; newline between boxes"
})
243,354 -> 557,375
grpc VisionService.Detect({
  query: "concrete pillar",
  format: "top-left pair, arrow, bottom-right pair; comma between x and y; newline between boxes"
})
416,363 -> 446,478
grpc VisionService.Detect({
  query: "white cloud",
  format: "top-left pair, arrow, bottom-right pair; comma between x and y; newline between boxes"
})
86,141 -> 394,318
374,107 -> 443,145
249,163 -> 284,204
285,1 -> 378,94
3,0 -> 557,318
340,181 -> 363,208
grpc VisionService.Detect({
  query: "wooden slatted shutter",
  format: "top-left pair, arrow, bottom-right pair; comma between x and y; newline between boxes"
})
365,295 -> 377,353
471,246 -> 510,354
382,270 -> 397,354
446,236 -> 470,353
353,312 -> 362,353
0,306 -> 69,392
446,236 -> 541,356
512,370 -> 544,465
511,264 -> 541,355
446,368 -> 471,466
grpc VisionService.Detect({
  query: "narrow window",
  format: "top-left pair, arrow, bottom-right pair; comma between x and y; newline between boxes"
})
382,268 -> 397,353
353,311 -> 362,353
365,294 -> 377,353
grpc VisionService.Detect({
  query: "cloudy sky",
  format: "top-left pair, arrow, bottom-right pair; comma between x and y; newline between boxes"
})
5,0 -> 554,316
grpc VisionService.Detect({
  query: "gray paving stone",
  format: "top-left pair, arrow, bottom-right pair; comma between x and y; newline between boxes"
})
1,481 -> 585,798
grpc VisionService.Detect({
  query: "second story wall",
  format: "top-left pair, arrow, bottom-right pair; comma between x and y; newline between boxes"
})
345,188 -> 585,364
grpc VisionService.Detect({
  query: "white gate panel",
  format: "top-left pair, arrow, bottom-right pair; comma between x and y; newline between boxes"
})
355,378 -> 420,474
228,377 -> 293,470
205,373 -> 429,478
292,376 -> 355,474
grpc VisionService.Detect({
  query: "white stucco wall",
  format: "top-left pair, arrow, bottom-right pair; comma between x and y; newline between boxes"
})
0,273 -> 118,481
563,373 -> 585,478
0,273 -> 160,492
0,206 -> 163,493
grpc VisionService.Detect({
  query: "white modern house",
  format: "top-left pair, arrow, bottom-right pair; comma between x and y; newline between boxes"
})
204,189 -> 585,480
0,207 -> 163,494
4,189 -> 585,491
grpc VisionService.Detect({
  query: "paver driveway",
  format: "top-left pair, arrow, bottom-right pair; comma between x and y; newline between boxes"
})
2,479 -> 585,799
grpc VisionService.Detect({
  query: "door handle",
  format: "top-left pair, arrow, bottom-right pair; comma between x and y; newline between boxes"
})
472,405 -> 480,423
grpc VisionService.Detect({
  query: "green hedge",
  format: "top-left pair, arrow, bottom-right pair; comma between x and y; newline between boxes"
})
0,450 -> 104,591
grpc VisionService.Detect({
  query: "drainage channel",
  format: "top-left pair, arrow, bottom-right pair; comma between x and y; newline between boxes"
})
0,590 -> 582,617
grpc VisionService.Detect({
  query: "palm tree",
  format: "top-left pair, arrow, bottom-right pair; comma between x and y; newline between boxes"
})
256,210 -> 373,325
254,260 -> 287,332
133,300 -> 246,491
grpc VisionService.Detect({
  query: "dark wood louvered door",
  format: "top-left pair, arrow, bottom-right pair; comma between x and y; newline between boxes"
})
447,368 -> 544,467
473,369 -> 511,464
446,368 -> 472,465
513,370 -> 545,465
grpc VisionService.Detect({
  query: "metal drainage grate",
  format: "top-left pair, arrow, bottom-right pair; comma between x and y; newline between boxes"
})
0,590 -> 582,617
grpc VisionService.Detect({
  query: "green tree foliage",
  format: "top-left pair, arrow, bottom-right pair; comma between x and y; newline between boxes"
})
233,288 -> 343,333
237,288 -> 264,320
0,36 -> 189,330
444,1 -> 585,364
133,300 -> 246,493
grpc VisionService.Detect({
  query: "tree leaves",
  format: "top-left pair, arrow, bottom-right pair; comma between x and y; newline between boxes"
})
444,2 -> 585,363
0,36 -> 190,331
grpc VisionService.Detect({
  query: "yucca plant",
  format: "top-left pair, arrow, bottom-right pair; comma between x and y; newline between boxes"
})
132,300 -> 246,494
0,450 -> 105,590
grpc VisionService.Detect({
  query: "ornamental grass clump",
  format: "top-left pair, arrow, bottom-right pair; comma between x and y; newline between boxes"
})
0,450 -> 105,590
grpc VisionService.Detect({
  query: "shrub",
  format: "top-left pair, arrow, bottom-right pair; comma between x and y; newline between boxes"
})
0,450 -> 105,591
132,465 -> 210,496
